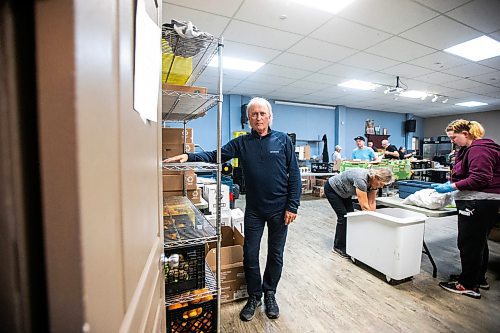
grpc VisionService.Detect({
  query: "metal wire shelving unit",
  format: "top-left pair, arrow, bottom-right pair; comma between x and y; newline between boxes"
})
162,22 -> 224,333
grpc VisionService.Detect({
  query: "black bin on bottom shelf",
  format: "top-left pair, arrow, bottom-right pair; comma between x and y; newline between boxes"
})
164,243 -> 205,295
167,297 -> 217,333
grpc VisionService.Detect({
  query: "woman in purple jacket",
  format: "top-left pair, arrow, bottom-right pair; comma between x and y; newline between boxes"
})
433,119 -> 500,299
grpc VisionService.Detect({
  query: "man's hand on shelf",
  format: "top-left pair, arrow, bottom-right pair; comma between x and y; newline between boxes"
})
163,154 -> 188,163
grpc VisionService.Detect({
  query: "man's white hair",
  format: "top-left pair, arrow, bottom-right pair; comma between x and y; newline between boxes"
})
246,97 -> 273,127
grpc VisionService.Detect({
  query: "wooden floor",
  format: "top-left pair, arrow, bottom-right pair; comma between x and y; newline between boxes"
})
220,195 -> 500,333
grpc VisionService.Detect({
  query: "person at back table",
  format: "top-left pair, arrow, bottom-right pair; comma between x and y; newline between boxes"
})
351,136 -> 376,161
164,97 -> 301,321
381,139 -> 399,159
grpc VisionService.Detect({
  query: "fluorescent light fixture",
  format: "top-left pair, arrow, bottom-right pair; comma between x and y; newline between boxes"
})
399,90 -> 428,99
444,35 -> 500,61
338,79 -> 380,91
208,56 -> 264,72
274,100 -> 335,109
292,0 -> 356,14
455,101 -> 488,107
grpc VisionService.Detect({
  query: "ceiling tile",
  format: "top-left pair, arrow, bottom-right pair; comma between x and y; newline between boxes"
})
310,17 -> 391,50
442,63 -> 496,78
270,53 -> 332,72
400,15 -> 482,49
446,0 -> 500,33
338,0 -> 438,34
340,52 -> 400,71
234,0 -> 333,35
163,0 -> 243,17
414,71 -> 460,84
223,41 -> 281,62
479,56 -> 500,70
470,71 -> 500,86
365,37 -> 435,62
441,79 -> 485,90
466,84 -> 500,96
255,64 -> 311,79
410,51 -> 471,71
381,63 -> 435,79
301,73 -> 344,85
321,63 -> 372,78
288,38 -> 357,62
245,72 -> 296,86
363,72 -> 398,85
234,80 -> 283,91
286,80 -> 328,91
224,20 -> 302,50
412,0 -> 471,13
162,4 -> 230,36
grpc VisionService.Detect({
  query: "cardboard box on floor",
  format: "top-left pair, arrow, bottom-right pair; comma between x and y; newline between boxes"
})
206,226 -> 248,303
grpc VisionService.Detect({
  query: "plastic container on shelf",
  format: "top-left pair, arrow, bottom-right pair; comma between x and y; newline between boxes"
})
346,208 -> 427,282
166,296 -> 216,333
164,243 -> 206,295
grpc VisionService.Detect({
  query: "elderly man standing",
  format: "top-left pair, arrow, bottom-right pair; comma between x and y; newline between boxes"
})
381,139 -> 399,159
164,97 -> 301,321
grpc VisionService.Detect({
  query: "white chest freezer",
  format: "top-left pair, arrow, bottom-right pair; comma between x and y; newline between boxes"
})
346,208 -> 427,282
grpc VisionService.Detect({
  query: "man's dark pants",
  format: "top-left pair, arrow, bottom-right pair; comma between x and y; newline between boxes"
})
243,208 -> 288,298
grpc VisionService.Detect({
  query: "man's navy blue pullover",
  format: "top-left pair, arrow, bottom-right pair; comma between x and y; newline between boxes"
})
187,128 -> 301,214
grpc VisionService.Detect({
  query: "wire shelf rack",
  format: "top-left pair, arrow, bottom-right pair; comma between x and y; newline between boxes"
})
165,262 -> 217,306
164,196 -> 216,248
161,25 -> 218,88
162,90 -> 219,122
162,162 -> 218,172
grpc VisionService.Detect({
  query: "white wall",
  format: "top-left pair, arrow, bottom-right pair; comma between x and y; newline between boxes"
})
423,110 -> 500,143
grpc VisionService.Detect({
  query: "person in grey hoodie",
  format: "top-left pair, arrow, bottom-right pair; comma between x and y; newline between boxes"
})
434,119 -> 500,299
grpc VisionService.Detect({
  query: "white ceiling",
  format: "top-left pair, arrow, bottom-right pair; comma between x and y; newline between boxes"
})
162,0 -> 500,118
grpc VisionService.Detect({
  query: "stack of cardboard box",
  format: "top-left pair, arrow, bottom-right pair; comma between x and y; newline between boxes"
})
162,127 -> 201,203
206,226 -> 248,303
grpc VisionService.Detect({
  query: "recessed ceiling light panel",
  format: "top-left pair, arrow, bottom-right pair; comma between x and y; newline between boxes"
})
209,56 -> 264,72
338,79 -> 380,90
292,0 -> 356,14
444,36 -> 500,61
455,101 -> 488,107
399,90 -> 428,99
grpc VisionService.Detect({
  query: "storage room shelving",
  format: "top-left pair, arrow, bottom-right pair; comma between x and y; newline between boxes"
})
161,23 -> 224,333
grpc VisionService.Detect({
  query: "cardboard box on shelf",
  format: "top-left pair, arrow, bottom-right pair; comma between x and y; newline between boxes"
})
161,143 -> 195,159
162,127 -> 193,144
163,188 -> 201,204
206,227 -> 247,303
162,171 -> 197,191
162,83 -> 207,95
203,183 -> 230,214
230,208 -> 244,233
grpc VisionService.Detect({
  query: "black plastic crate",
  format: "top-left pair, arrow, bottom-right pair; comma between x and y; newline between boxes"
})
166,297 -> 216,333
164,244 -> 205,295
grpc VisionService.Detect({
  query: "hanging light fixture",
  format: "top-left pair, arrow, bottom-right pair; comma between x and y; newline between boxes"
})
442,98 -> 449,104
432,95 -> 438,102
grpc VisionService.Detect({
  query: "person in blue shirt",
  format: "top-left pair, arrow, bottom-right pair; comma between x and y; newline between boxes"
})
164,97 -> 301,322
351,136 -> 376,161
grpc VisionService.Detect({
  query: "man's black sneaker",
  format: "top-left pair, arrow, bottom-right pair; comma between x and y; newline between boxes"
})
239,295 -> 262,321
332,247 -> 350,259
264,291 -> 280,319
449,274 -> 490,290
439,281 -> 481,299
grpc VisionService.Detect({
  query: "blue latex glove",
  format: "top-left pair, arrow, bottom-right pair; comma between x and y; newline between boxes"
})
432,182 -> 455,193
